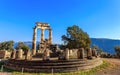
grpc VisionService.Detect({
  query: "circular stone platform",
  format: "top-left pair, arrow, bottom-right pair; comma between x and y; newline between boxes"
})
4,58 -> 103,73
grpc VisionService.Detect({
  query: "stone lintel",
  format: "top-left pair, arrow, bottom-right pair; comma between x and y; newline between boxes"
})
36,22 -> 50,27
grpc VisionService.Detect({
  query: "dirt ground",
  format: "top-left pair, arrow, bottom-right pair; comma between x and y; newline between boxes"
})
0,58 -> 120,75
94,58 -> 120,75
0,72 -> 11,75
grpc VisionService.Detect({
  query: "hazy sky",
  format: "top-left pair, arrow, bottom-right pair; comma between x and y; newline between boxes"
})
0,0 -> 120,44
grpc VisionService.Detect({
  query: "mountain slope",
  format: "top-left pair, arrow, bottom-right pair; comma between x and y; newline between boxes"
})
14,38 -> 120,54
91,38 -> 120,54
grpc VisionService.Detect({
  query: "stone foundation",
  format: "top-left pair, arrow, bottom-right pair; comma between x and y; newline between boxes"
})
4,58 -> 103,73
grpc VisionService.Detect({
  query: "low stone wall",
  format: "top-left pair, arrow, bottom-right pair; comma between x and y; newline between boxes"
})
0,50 -> 11,59
69,49 -> 88,59
4,58 -> 103,73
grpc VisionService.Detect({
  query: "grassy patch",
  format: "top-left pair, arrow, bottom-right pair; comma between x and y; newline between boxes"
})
0,60 -> 110,75
0,61 -> 4,67
79,60 -> 110,75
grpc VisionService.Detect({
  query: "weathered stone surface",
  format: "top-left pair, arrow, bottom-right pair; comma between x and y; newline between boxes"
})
58,50 -> 65,60
92,49 -> 97,57
78,48 -> 84,59
15,49 -> 23,59
68,49 -> 78,58
49,28 -> 52,44
41,29 -> 45,44
87,48 -> 92,59
32,27 -> 37,55
0,50 -> 11,59
65,48 -> 69,60
32,22 -> 52,55
25,50 -> 32,60
77,49 -> 80,59
11,49 -> 16,59
69,50 -> 73,55
42,48 -> 52,61
4,58 -> 103,73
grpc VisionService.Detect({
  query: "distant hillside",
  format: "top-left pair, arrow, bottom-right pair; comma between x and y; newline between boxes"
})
14,41 -> 39,49
91,38 -> 120,54
14,38 -> 120,54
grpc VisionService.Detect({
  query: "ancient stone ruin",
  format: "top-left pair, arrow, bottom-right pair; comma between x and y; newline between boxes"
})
4,22 -> 103,73
0,50 -> 11,59
32,22 -> 52,55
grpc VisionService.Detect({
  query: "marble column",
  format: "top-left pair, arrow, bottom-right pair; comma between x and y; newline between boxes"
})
41,29 -> 44,43
65,48 -> 69,60
69,50 -> 73,56
87,48 -> 92,59
49,29 -> 52,44
77,49 -> 80,59
11,49 -> 16,59
79,48 -> 84,59
92,49 -> 97,57
32,27 -> 37,55
16,49 -> 23,59
25,50 -> 31,60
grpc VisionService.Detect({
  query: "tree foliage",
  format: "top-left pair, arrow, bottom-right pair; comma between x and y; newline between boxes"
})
16,42 -> 30,51
114,46 -> 120,57
62,25 -> 91,49
0,40 -> 14,50
92,45 -> 103,55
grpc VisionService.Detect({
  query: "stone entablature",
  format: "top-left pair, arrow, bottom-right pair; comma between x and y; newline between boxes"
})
36,22 -> 50,29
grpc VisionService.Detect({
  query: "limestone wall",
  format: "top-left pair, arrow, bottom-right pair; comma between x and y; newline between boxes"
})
0,50 -> 11,59
69,49 -> 88,58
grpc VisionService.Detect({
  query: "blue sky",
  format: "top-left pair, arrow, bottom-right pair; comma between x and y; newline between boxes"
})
0,0 -> 120,44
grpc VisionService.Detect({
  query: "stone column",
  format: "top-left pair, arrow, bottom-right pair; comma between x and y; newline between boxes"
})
69,50 -> 73,56
25,50 -> 31,60
4,50 -> 7,59
16,49 -> 23,59
49,29 -> 52,44
77,49 -> 80,59
41,29 -> 44,43
87,48 -> 92,59
65,48 -> 69,60
32,27 -> 37,55
79,48 -> 84,59
11,49 -> 16,59
92,49 -> 97,57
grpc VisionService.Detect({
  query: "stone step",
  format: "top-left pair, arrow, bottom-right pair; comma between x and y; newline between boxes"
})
5,65 -> 77,73
5,60 -> 99,69
7,58 -> 100,66
4,58 -> 102,73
